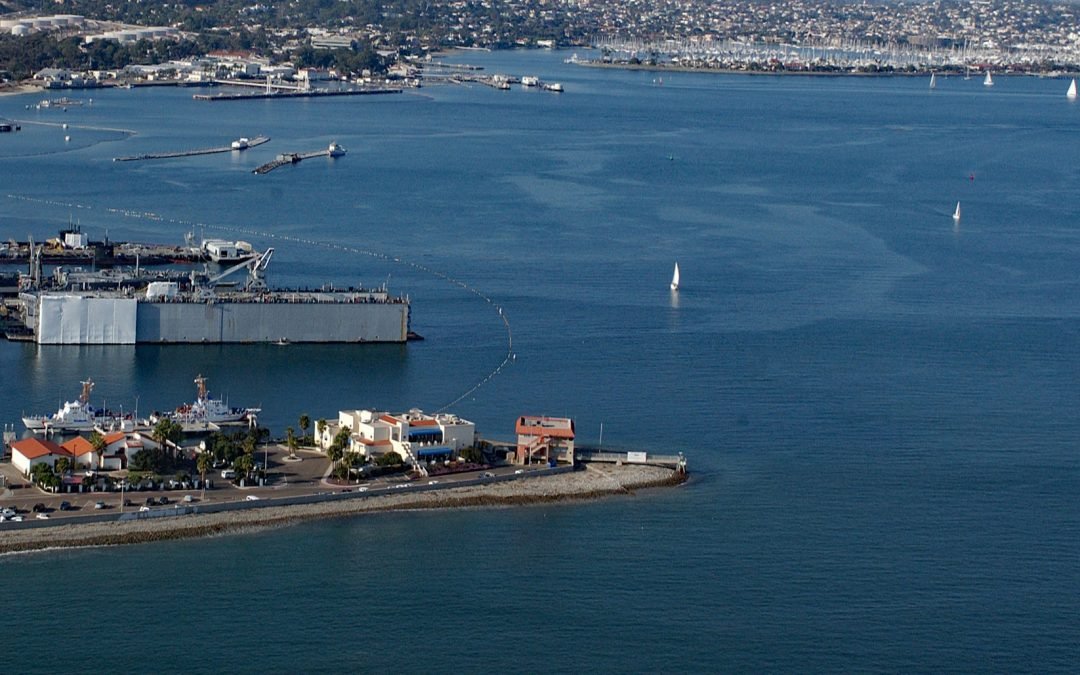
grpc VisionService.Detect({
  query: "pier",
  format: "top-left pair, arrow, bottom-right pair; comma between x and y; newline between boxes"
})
253,147 -> 344,175
193,87 -> 402,102
576,449 -> 687,472
114,136 -> 270,162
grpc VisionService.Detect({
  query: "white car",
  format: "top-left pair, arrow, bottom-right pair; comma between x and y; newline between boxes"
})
10,515 -> 23,522
245,495 -> 261,501
427,480 -> 439,485
35,513 -> 49,520
357,487 -> 369,492
183,495 -> 194,503
514,469 -> 525,475
0,508 -> 14,518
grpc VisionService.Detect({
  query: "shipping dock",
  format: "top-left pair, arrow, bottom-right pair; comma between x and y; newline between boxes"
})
113,136 -> 270,161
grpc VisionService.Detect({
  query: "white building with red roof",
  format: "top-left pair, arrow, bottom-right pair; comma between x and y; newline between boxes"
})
61,436 -> 99,471
10,437 -> 71,475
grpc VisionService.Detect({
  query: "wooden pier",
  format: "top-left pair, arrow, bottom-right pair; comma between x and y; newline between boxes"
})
114,136 -> 270,162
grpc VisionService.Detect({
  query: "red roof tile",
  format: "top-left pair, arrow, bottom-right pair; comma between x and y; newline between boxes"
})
61,436 -> 96,456
11,437 -> 70,460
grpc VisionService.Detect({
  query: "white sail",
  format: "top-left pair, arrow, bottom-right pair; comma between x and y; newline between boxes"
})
953,202 -> 961,221
670,262 -> 680,291
1068,79 -> 1077,100
984,72 -> 994,87
929,73 -> 936,89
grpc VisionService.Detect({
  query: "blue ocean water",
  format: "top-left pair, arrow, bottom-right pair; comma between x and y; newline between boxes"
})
2,53 -> 1080,671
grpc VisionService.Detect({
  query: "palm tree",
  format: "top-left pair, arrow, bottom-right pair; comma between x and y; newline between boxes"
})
152,418 -> 183,456
285,427 -> 298,459
316,419 -> 327,447
89,430 -> 107,471
326,443 -> 343,476
233,453 -> 254,483
196,451 -> 212,494
298,414 -> 310,445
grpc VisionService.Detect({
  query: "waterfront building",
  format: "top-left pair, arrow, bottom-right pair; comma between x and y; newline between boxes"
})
515,416 -> 575,465
9,437 -> 70,475
318,408 -> 476,466
60,435 -> 99,470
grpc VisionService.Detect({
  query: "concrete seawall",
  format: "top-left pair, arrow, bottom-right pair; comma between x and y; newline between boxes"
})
0,464 -> 686,554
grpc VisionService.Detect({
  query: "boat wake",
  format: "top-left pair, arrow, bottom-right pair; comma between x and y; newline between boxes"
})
3,195 -> 515,412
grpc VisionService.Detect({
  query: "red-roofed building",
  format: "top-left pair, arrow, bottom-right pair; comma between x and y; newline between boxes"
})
10,437 -> 70,475
62,436 -> 100,470
516,415 -> 575,465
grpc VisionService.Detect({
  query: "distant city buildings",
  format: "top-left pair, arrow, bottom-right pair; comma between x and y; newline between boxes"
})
4,0 -> 1080,75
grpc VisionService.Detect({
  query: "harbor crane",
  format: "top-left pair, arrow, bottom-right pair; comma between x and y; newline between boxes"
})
194,247 -> 274,297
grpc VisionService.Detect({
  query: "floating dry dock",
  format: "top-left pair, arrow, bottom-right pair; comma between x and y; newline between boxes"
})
113,136 -> 270,161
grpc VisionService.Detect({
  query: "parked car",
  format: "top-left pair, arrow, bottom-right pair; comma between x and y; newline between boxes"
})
139,506 -> 150,512
59,501 -> 72,511
245,495 -> 260,501
35,513 -> 49,520
481,472 -> 495,478
182,495 -> 194,503
144,497 -> 155,506
32,503 -> 47,513
158,496 -> 170,505
1,507 -> 15,518
123,499 -> 134,507
221,469 -> 236,479
93,501 -> 106,510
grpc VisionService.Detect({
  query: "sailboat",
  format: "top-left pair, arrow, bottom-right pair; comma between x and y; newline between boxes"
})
929,72 -> 937,89
983,71 -> 994,87
670,262 -> 680,291
1068,78 -> 1077,100
952,202 -> 961,222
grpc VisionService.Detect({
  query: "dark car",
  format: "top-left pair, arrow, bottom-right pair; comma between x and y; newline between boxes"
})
158,496 -> 170,505
59,501 -> 71,511
144,497 -> 155,506
32,503 -> 47,513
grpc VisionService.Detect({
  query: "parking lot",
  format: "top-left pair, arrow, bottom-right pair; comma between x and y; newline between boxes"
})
0,444 -> 537,524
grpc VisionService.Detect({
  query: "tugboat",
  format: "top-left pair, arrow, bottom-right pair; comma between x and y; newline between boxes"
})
22,379 -> 131,433
151,375 -> 258,426
328,141 -> 347,157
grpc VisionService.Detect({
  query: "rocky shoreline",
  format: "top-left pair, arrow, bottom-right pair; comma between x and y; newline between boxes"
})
0,464 -> 686,555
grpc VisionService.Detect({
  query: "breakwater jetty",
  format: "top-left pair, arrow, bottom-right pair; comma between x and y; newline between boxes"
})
193,87 -> 401,102
114,135 -> 269,162
0,463 -> 686,555
254,143 -> 346,174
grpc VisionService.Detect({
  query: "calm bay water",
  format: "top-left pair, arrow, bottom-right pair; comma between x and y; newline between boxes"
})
2,52 -> 1080,671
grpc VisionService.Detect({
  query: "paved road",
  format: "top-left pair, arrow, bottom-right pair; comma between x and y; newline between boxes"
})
0,444 -> 543,524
